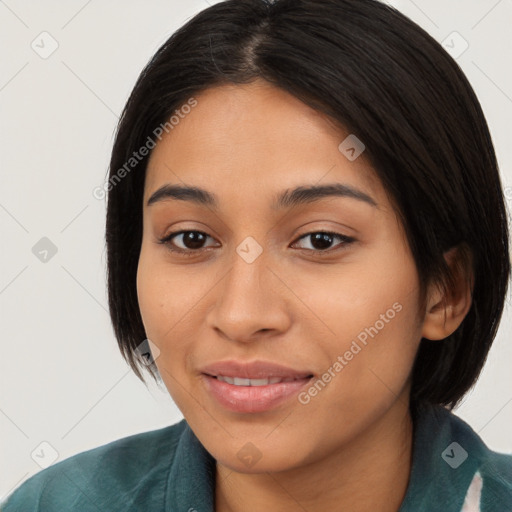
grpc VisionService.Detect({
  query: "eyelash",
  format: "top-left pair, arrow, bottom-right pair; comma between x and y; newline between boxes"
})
157,230 -> 356,257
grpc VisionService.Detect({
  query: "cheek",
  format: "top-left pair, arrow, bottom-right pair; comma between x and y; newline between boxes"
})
137,243 -> 191,333
298,242 -> 422,400
288,242 -> 419,343
136,248 -> 189,362
329,287 -> 420,416
136,246 -> 213,383
136,258 -> 167,338
136,252 -> 199,410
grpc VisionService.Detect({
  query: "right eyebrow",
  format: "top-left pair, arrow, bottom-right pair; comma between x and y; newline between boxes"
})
147,184 -> 216,208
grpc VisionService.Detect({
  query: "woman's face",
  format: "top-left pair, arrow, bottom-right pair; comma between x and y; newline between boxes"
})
137,79 -> 427,472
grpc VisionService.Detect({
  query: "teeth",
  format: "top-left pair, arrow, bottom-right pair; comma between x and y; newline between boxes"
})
233,377 -> 251,386
216,375 -> 303,386
250,378 -> 271,386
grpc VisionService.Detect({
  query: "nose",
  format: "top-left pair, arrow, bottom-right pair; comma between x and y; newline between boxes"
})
205,246 -> 291,344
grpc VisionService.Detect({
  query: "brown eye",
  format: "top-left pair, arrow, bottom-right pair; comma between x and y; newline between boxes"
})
159,230 -> 218,253
292,231 -> 355,252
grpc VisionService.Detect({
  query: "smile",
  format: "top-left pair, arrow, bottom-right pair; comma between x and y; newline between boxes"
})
215,375 -> 306,386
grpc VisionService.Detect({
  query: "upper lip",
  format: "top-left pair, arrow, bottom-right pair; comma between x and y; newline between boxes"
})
200,360 -> 313,380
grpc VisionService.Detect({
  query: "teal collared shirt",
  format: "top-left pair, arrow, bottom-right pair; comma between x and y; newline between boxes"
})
2,403 -> 511,511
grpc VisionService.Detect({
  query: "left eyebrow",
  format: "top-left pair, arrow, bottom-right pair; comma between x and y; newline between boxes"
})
272,183 -> 378,209
146,182 -> 378,209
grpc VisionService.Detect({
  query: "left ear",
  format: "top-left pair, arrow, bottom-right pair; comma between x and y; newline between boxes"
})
421,244 -> 474,341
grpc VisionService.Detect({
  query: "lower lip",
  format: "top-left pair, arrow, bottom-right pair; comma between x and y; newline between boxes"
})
201,374 -> 313,413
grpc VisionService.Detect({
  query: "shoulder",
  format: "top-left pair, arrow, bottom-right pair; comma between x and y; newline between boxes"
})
443,407 -> 512,481
1,419 -> 187,512
429,404 -> 512,509
477,448 -> 512,508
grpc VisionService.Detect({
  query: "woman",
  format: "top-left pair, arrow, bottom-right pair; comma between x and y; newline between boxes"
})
3,0 -> 511,510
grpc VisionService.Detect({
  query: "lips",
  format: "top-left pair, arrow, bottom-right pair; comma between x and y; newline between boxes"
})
216,376 -> 299,386
200,360 -> 314,413
200,360 -> 313,380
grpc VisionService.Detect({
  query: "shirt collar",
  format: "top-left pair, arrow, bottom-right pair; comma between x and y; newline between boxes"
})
165,420 -> 216,512
398,402 -> 486,512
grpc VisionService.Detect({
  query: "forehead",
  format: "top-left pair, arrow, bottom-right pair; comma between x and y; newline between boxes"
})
144,80 -> 385,207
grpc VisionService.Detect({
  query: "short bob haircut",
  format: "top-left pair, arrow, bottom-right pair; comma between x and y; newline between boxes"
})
105,0 -> 510,410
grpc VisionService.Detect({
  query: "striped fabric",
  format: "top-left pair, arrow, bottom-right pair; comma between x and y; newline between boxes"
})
461,472 -> 483,512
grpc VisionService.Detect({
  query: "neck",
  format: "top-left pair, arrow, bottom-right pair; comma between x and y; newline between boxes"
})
215,397 -> 414,512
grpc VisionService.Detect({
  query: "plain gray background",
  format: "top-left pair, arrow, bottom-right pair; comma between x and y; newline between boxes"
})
1,0 -> 511,500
